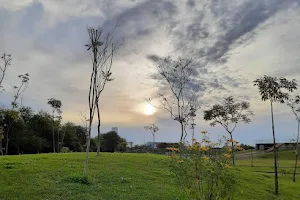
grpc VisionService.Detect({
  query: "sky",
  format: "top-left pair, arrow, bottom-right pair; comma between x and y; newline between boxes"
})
0,0 -> 300,146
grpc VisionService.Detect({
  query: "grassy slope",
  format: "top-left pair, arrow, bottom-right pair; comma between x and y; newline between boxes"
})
0,152 -> 300,200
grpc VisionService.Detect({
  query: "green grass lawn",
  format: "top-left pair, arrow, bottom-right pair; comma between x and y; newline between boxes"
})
0,152 -> 300,200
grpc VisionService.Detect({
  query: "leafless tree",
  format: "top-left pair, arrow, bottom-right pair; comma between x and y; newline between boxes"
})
83,23 -> 122,175
0,52 -> 11,92
287,95 -> 300,182
144,124 -> 159,153
203,96 -> 254,166
253,75 -> 297,195
147,56 -> 201,143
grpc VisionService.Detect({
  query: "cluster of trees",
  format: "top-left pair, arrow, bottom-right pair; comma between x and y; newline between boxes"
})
0,105 -> 127,155
0,107 -> 87,155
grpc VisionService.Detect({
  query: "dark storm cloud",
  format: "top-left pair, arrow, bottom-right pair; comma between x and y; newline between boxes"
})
171,0 -> 300,64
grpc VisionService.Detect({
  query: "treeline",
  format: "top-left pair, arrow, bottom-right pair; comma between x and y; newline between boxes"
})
0,107 -> 127,155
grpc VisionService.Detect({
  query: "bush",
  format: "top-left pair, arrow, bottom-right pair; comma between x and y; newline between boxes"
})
168,131 -> 239,200
61,147 -> 71,153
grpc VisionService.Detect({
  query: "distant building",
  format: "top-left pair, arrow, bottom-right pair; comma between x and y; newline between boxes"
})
111,127 -> 118,133
255,139 -> 296,151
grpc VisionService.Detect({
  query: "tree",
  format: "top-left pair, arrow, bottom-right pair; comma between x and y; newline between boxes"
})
253,75 -> 297,195
147,56 -> 200,142
203,96 -> 253,166
144,124 -> 159,153
118,137 -> 127,152
0,52 -> 11,92
287,95 -> 300,182
47,98 -> 62,153
84,24 -> 122,175
3,73 -> 29,155
100,131 -> 122,152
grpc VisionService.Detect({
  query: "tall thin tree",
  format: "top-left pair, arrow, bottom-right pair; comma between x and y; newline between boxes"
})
287,95 -> 300,182
0,52 -> 11,154
47,98 -> 62,153
254,75 -> 297,195
4,73 -> 29,155
84,24 -> 122,175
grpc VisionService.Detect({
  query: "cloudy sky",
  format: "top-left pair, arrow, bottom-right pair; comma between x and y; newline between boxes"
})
0,0 -> 300,145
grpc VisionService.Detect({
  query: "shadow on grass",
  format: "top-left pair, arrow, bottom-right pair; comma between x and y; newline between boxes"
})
62,174 -> 91,185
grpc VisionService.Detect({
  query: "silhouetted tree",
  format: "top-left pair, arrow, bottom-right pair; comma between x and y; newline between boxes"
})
144,124 -> 159,153
254,75 -> 297,195
100,131 -> 122,152
287,95 -> 300,182
203,96 -> 253,166
147,56 -> 200,142
47,98 -> 62,153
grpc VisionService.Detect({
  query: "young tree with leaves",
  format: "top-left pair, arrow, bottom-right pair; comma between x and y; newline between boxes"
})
84,24 -> 122,175
253,75 -> 297,195
147,56 -> 200,143
287,95 -> 300,182
144,124 -> 159,153
203,96 -> 253,166
47,98 -> 62,153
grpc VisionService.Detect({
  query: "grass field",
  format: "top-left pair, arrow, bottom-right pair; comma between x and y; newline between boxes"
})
0,152 -> 300,200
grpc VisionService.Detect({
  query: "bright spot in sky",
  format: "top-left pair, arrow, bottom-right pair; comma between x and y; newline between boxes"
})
144,104 -> 156,115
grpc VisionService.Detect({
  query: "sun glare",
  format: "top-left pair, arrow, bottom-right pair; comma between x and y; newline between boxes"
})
144,104 -> 156,115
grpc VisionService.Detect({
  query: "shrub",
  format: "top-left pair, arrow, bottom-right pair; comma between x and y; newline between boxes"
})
61,147 -> 70,153
168,131 -> 239,200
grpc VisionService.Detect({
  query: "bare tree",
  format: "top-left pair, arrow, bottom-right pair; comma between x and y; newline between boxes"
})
147,56 -> 201,143
203,96 -> 253,165
144,124 -> 159,153
253,75 -> 297,195
47,98 -> 62,153
84,24 -> 122,175
287,95 -> 300,182
0,52 -> 11,92
4,73 -> 29,155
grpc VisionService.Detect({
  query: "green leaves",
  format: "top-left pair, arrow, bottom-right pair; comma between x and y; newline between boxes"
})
253,75 -> 297,103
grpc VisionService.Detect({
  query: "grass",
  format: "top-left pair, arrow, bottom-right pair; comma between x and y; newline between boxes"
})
0,152 -> 300,200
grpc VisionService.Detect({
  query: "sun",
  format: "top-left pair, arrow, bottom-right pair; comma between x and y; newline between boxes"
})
144,104 -> 156,115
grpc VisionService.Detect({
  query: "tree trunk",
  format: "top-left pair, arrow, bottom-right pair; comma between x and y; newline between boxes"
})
52,111 -> 55,153
152,133 -> 155,153
57,130 -> 60,153
5,131 -> 9,155
270,100 -> 279,195
230,133 -> 235,166
84,120 -> 93,176
293,120 -> 300,182
251,148 -> 254,167
96,102 -> 101,158
180,122 -> 184,143
192,128 -> 195,145
0,138 -> 3,155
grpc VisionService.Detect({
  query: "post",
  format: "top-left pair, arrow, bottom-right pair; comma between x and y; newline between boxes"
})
251,148 -> 254,167
271,100 -> 279,195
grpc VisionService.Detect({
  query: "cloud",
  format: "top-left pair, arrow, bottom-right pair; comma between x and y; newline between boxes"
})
0,0 -> 300,143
